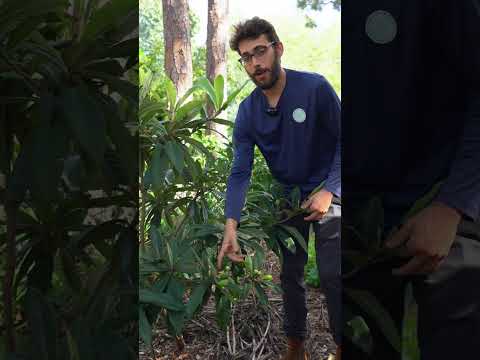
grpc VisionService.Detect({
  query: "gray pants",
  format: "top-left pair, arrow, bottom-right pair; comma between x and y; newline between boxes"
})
279,204 -> 342,345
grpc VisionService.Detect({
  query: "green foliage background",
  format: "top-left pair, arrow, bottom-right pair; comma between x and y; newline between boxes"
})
0,0 -> 138,358
138,0 -> 341,353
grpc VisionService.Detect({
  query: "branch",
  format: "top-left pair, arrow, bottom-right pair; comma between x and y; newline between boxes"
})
203,125 -> 230,143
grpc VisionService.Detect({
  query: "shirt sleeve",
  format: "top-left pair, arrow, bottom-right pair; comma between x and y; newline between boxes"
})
224,104 -> 255,223
435,0 -> 480,221
320,78 -> 342,198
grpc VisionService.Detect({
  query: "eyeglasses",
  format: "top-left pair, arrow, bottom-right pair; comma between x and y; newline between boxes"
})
238,42 -> 277,66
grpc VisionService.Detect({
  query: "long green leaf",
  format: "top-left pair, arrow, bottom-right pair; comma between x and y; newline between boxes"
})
167,310 -> 186,336
139,307 -> 152,347
291,187 -> 301,209
0,0 -> 67,36
164,141 -> 184,175
6,17 -> 43,48
214,74 -> 225,110
274,230 -> 296,254
61,249 -> 83,293
69,319 -> 95,359
108,37 -> 138,58
165,78 -> 177,111
0,96 -> 37,105
345,287 -> 401,353
150,145 -> 169,190
166,277 -> 186,303
24,287 -> 57,360
66,327 -> 81,360
186,281 -> 211,319
139,289 -> 184,311
74,220 -> 123,249
182,150 -> 200,181
345,315 -> 373,355
84,71 -> 137,104
98,93 -> 137,184
209,118 -> 233,127
215,296 -> 231,330
254,283 -> 269,306
194,77 -> 217,110
6,136 -> 32,203
84,59 -> 124,76
402,283 -> 420,360
175,85 -> 201,110
73,0 -> 86,23
148,226 -> 164,259
21,40 -> 68,74
140,102 -> 165,122
221,80 -> 249,111
84,0 -> 102,22
29,94 -> 67,207
175,99 -> 204,122
59,86 -> 106,166
82,0 -> 137,41
278,224 -> 308,254
183,137 -> 214,162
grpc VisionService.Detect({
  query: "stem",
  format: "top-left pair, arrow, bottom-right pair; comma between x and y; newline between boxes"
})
203,126 -> 230,143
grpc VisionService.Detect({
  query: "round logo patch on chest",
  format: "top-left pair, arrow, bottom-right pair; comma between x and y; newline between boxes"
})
292,108 -> 306,123
365,10 -> 397,44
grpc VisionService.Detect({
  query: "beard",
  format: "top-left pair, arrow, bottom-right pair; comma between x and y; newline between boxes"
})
248,52 -> 281,90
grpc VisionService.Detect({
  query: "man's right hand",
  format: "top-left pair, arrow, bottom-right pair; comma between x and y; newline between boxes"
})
217,219 -> 245,270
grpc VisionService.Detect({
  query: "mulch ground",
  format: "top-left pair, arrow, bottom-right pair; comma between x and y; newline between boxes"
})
140,250 -> 336,360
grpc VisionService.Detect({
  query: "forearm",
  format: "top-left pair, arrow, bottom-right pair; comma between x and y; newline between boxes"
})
319,77 -> 341,198
436,94 -> 480,221
225,218 -> 238,231
325,137 -> 341,198
224,171 -> 251,223
225,107 -> 254,223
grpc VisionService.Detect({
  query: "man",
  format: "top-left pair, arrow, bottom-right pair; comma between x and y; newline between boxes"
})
216,17 -> 341,360
342,1 -> 480,359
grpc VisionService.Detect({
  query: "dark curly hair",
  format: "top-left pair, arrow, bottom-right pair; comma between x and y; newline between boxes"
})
229,17 -> 280,54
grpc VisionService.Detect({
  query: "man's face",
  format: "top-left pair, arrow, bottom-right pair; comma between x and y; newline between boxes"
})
238,34 -> 283,90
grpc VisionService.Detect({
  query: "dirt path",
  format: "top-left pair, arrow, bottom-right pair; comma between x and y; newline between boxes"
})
140,251 -> 336,360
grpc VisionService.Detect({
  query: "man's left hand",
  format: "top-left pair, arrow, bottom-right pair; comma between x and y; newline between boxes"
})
302,189 -> 333,221
385,201 -> 462,275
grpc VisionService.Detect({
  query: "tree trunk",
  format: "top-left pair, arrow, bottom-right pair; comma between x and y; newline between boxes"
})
206,0 -> 228,140
162,0 -> 193,99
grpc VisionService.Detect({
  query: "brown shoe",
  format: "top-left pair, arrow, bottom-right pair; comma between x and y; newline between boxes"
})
280,337 -> 309,360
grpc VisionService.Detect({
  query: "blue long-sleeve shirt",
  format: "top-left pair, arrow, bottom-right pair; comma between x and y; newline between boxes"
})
343,0 -> 480,226
225,69 -> 341,223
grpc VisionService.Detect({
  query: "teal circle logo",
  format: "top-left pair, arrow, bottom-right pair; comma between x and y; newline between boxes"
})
292,108 -> 306,123
365,10 -> 397,44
